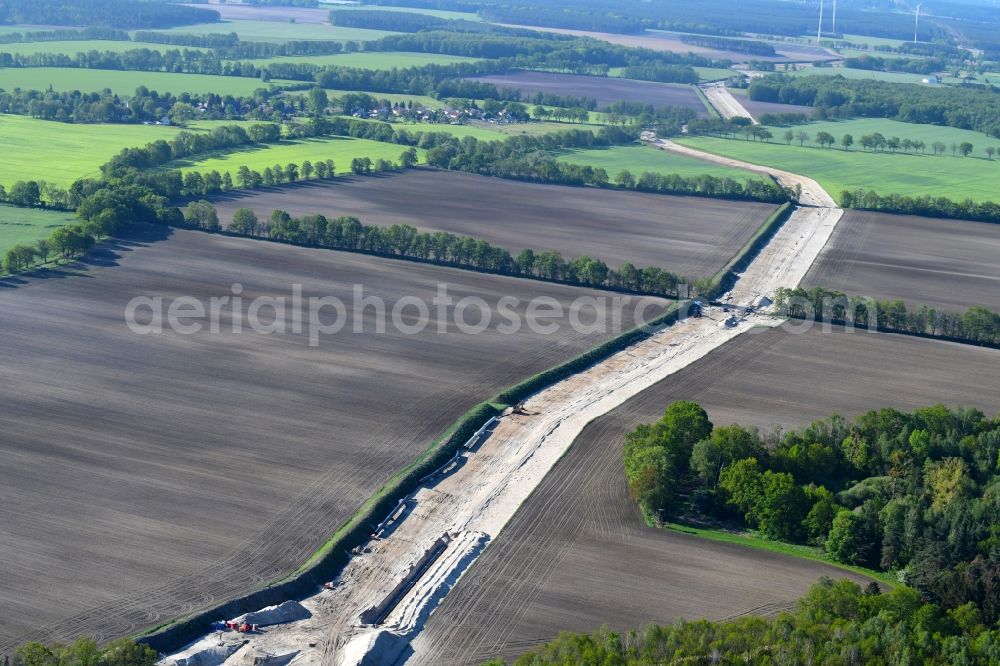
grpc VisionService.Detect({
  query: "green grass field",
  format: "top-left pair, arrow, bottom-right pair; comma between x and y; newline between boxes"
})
693,66 -> 737,82
665,521 -> 897,586
790,65 -> 932,85
0,67 -> 294,96
0,117 -> 270,186
0,40 -> 210,56
154,20 -> 398,43
0,204 -> 75,256
0,114 -> 192,185
173,135 -> 426,177
679,117 -> 1000,202
555,144 -> 761,180
237,50 -> 482,69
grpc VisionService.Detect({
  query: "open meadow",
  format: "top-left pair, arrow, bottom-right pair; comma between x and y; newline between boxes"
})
0,116 -> 278,188
206,168 -> 780,278
802,210 -> 1000,312
410,326 -> 1000,665
469,71 -> 710,113
174,135 -> 425,176
555,144 -> 762,181
0,228 -> 668,650
0,204 -> 75,255
678,118 -> 1000,202
0,67 -> 293,96
789,65 -> 932,85
0,114 -> 188,186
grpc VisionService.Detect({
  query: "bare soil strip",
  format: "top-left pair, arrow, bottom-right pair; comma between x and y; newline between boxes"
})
162,145 -> 847,665
701,83 -> 757,123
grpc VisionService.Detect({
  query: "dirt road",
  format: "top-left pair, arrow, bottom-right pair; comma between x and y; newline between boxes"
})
656,138 -> 837,207
656,139 -> 844,305
700,83 -> 757,123
161,147 -> 845,666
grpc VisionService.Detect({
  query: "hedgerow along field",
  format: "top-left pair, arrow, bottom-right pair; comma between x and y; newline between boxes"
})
555,144 -> 764,181
173,135 -> 426,177
409,326 -> 1000,665
0,204 -> 74,256
803,210 -> 1000,312
679,118 -> 1000,202
0,39 -> 210,56
154,19 -> 398,43
0,67 -> 294,96
230,51 -> 484,69
0,228 -> 669,651
205,168 -> 780,279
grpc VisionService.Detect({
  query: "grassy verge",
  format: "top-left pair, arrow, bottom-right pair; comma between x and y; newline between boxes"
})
665,521 -> 898,586
693,86 -> 721,119
708,201 -> 792,298
290,401 -> 502,575
136,400 -> 502,649
554,144 -> 763,181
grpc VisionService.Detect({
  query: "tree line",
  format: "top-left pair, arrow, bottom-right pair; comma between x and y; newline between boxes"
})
0,27 -> 129,44
487,578 -> 1000,665
201,204 -> 688,297
624,400 -> 1000,623
98,115 -> 785,206
749,74 -> 1000,138
328,9 -> 459,33
841,189 -> 1000,224
2,180 -> 184,276
842,54 -> 948,76
773,286 -> 1000,346
362,28 -> 722,77
615,169 -> 787,203
1,85 -> 291,125
383,0 -> 944,41
679,34 -> 775,57
9,637 -> 156,666
0,0 -> 218,29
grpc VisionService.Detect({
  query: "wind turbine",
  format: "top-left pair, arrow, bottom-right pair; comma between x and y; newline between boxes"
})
832,0 -> 837,34
817,0 -> 824,42
914,3 -> 922,43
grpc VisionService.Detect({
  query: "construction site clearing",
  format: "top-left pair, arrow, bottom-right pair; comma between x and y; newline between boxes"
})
159,143 -> 844,666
